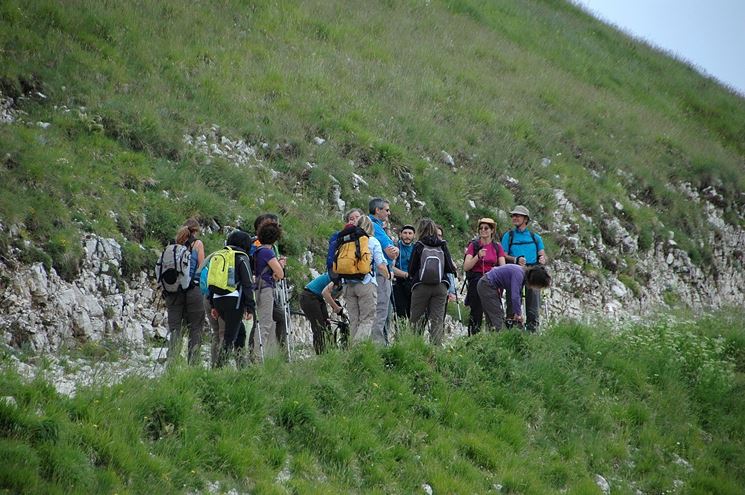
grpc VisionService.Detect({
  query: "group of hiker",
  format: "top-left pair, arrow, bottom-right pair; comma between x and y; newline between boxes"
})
155,199 -> 551,367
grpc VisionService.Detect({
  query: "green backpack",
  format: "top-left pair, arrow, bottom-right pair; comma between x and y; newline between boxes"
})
206,246 -> 242,294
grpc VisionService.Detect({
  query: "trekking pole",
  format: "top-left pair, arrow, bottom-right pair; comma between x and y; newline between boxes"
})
279,279 -> 294,362
255,319 -> 265,364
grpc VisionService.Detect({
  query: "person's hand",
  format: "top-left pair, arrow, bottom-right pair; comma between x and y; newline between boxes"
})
512,314 -> 523,323
278,256 -> 287,268
517,256 -> 526,266
447,293 -> 457,302
210,308 -> 219,320
538,254 -> 547,265
478,248 -> 486,259
403,271 -> 409,279
385,245 -> 399,259
244,311 -> 253,320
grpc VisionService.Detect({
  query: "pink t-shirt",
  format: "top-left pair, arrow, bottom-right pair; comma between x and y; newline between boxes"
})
465,240 -> 505,274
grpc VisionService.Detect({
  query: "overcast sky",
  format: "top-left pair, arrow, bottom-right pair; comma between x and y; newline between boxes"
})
575,0 -> 745,97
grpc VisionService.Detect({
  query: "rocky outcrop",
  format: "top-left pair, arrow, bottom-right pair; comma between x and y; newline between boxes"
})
1,235 -> 165,352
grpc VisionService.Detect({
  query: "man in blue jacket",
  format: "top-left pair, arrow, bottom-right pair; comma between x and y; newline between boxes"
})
500,205 -> 548,332
368,197 -> 399,344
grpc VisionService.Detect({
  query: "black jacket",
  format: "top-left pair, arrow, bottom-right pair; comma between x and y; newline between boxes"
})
408,236 -> 457,288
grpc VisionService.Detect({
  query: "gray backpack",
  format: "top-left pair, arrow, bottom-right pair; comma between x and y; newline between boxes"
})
418,245 -> 444,284
155,243 -> 192,294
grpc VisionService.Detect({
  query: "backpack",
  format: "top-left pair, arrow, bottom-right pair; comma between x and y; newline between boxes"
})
418,244 -> 445,284
506,229 -> 539,258
332,226 -> 371,280
205,246 -> 244,295
155,243 -> 193,294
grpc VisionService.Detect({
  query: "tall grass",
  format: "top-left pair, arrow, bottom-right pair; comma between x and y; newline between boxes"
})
1,312 -> 744,493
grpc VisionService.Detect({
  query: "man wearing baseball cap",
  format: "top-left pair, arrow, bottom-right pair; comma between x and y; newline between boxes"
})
392,224 -> 416,319
500,205 -> 548,331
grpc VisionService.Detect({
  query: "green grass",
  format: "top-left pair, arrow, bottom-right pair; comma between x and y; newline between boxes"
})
1,311 -> 744,493
1,0 -> 744,283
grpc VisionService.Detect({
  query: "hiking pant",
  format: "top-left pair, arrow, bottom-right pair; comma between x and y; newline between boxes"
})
273,291 -> 288,350
210,295 -> 247,368
372,275 -> 392,345
299,289 -> 330,355
477,277 -> 505,331
343,282 -> 377,344
246,303 -> 287,359
392,278 -> 412,319
505,286 -> 541,331
465,273 -> 485,335
410,283 -> 448,346
254,286 -> 279,359
165,285 -> 205,365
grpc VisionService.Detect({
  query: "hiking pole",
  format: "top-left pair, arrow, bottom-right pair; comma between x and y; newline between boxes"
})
279,279 -> 294,362
255,319 -> 265,364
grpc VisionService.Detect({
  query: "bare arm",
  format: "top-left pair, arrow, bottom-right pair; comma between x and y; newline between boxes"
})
268,257 -> 284,280
321,282 -> 342,314
377,262 -> 390,280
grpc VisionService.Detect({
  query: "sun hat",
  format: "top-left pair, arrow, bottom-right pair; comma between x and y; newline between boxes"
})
477,218 -> 497,230
510,205 -> 530,218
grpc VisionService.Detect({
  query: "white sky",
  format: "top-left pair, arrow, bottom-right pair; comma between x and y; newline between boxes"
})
575,0 -> 745,97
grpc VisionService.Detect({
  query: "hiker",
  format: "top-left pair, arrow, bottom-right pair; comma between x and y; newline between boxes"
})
368,197 -> 399,345
500,205 -> 548,332
253,222 -> 284,359
437,225 -> 458,318
477,264 -> 551,331
342,215 -> 388,344
462,218 -> 506,335
299,272 -> 345,354
251,214 -> 288,349
205,229 -> 256,368
392,224 -> 416,319
326,208 -> 364,272
163,218 -> 206,366
407,218 -> 457,346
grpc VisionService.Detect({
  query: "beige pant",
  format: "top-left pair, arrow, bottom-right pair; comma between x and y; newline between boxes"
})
343,282 -> 378,344
254,286 -> 278,359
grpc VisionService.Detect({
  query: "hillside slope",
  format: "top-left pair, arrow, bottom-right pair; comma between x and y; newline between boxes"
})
1,0 -> 744,345
2,316 -> 745,493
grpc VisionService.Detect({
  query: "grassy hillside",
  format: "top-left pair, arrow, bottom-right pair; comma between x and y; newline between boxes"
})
2,313 -> 744,493
1,0 -> 744,282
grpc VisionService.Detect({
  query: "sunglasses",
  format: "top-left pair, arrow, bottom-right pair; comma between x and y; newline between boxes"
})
478,225 -> 493,231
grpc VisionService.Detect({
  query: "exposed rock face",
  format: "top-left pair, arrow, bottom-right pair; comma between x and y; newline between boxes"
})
1,235 -> 165,352
544,186 -> 745,320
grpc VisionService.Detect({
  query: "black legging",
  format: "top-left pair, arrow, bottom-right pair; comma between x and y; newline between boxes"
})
299,289 -> 330,354
465,273 -> 485,335
212,296 -> 244,366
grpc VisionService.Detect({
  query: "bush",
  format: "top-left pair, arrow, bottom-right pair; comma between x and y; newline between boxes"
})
121,241 -> 156,278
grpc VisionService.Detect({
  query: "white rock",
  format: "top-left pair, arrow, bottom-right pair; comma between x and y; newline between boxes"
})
468,200 -> 476,209
541,157 -> 551,167
594,474 -> 610,495
440,150 -> 455,167
421,483 -> 433,495
666,253 -> 675,264
313,136 -> 326,145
